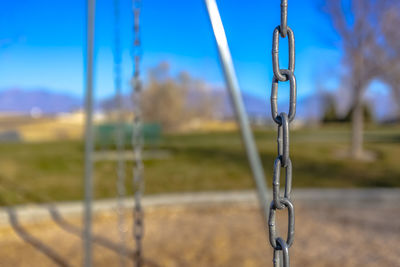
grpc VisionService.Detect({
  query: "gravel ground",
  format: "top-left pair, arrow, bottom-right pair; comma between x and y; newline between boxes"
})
0,196 -> 399,267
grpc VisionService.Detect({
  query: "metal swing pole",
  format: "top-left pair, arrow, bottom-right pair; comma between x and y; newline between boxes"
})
83,0 -> 96,266
204,0 -> 269,226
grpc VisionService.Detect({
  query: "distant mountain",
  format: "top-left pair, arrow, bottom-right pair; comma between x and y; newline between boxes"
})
98,88 -> 272,120
211,89 -> 268,119
214,88 -> 326,122
243,92 -> 270,118
0,88 -> 81,114
0,84 -> 322,122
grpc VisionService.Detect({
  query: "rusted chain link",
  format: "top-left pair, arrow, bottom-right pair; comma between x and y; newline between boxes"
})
268,1 -> 297,266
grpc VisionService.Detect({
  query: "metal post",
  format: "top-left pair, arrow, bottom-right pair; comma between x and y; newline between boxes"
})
84,0 -> 96,266
204,0 -> 269,225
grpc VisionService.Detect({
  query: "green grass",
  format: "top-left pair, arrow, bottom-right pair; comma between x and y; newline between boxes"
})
0,124 -> 399,205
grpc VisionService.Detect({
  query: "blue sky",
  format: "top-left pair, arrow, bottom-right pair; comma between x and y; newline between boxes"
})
0,0 -> 341,102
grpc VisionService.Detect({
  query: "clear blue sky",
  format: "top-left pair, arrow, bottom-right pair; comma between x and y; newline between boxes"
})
0,0 -> 341,101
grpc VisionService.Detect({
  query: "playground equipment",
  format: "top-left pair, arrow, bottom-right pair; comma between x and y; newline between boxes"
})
268,1 -> 296,266
94,123 -> 161,148
131,1 -> 145,266
205,1 -> 297,266
83,0 -> 297,266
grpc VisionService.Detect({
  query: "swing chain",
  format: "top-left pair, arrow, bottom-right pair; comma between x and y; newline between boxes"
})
268,1 -> 296,266
132,0 -> 144,266
280,0 -> 288,38
113,0 -> 128,265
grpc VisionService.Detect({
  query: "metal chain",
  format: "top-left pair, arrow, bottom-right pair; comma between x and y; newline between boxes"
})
113,0 -> 128,266
131,0 -> 144,266
268,1 -> 297,266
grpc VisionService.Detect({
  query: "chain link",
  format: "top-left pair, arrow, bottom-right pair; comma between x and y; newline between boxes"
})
271,69 -> 297,124
113,0 -> 127,266
280,0 -> 288,38
132,0 -> 144,266
272,26 -> 295,82
268,1 -> 297,266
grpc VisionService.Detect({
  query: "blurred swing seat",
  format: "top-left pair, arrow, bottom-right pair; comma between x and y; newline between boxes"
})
93,122 -> 169,161
94,122 -> 162,147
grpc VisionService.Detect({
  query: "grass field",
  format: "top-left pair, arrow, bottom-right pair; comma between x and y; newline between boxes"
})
0,124 -> 399,205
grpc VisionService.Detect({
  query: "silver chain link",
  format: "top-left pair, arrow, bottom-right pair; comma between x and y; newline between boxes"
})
268,1 -> 297,266
113,0 -> 128,266
131,0 -> 144,266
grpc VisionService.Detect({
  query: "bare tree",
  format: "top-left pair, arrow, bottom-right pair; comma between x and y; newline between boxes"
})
141,62 -> 220,131
375,0 -> 400,120
324,0 -> 381,159
142,63 -> 189,131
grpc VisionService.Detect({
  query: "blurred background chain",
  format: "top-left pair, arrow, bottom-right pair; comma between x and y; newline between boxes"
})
113,0 -> 128,266
132,0 -> 144,266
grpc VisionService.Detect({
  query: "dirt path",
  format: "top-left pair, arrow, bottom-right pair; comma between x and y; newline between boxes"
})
0,190 -> 399,266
